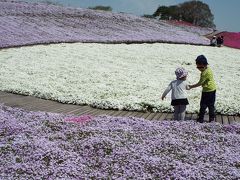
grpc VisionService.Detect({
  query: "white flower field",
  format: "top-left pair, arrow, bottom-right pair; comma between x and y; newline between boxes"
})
0,43 -> 240,115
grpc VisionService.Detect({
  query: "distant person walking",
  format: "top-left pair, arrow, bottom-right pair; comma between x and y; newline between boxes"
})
162,67 -> 189,121
189,55 -> 217,123
216,35 -> 224,47
210,36 -> 217,46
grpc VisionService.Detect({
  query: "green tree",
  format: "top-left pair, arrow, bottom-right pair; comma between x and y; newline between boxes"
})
142,14 -> 154,19
88,5 -> 112,12
179,1 -> 215,28
153,0 -> 215,28
153,5 -> 179,20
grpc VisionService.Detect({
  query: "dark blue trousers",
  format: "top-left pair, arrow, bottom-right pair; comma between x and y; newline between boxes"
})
198,90 -> 216,122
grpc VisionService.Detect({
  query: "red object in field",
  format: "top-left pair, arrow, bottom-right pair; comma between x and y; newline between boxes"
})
169,20 -> 197,27
218,32 -> 240,49
178,21 -> 194,26
65,115 -> 93,123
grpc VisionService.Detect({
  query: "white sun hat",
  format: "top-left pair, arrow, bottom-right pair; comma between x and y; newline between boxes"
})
175,67 -> 188,79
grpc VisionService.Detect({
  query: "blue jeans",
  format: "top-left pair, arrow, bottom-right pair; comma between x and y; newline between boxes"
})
173,105 -> 186,121
198,90 -> 216,122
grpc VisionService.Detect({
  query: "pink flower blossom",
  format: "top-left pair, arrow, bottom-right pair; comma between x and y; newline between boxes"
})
65,115 -> 93,123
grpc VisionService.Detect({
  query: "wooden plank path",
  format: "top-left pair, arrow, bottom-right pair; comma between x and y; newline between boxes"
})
0,91 -> 239,124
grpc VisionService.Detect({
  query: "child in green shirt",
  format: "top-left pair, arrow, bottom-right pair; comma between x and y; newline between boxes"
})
189,55 -> 216,123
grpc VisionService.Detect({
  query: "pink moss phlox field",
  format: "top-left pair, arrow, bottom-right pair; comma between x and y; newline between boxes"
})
219,32 -> 240,49
167,20 -> 214,36
1,104 -> 240,179
0,0 -> 210,48
65,115 -> 93,123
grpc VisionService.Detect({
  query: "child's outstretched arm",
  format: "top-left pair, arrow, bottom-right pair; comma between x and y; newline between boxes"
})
161,83 -> 171,100
189,82 -> 202,89
189,75 -> 206,89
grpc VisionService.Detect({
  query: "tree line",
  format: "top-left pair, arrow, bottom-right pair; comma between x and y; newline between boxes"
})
89,0 -> 215,28
88,6 -> 112,12
151,0 -> 215,28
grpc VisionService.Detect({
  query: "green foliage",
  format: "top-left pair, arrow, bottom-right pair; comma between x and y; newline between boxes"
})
153,0 -> 215,28
179,1 -> 215,28
153,5 -> 179,20
142,14 -> 155,19
88,5 -> 112,12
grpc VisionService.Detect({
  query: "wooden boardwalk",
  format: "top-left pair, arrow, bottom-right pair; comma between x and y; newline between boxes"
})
0,91 -> 239,124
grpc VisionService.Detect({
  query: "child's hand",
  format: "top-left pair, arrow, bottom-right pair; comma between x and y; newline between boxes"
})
161,96 -> 165,100
186,85 -> 191,90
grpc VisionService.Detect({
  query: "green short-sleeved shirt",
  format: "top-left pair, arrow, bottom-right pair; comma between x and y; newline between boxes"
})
198,67 -> 217,92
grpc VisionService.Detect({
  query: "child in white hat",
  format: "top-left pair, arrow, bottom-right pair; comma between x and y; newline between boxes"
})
161,67 -> 189,121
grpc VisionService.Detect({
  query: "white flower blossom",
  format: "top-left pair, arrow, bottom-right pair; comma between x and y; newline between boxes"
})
0,43 -> 240,115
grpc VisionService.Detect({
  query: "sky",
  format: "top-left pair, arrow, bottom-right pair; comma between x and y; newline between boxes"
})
25,0 -> 240,32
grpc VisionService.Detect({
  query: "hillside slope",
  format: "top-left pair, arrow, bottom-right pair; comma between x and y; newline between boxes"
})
0,0 -> 210,48
167,20 -> 214,36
